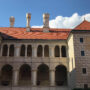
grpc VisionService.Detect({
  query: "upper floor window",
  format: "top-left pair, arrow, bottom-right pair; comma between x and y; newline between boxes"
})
44,45 -> 49,57
27,45 -> 32,57
20,45 -> 25,56
82,68 -> 86,74
55,46 -> 60,57
81,51 -> 85,56
61,46 -> 66,57
80,38 -> 83,43
2,45 -> 8,56
37,45 -> 42,57
9,45 -> 14,57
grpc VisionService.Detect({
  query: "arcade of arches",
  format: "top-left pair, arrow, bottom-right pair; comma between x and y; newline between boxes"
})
0,64 -> 67,86
1,44 -> 67,58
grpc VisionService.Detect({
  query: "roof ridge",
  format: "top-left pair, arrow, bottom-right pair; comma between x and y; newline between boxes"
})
74,20 -> 90,30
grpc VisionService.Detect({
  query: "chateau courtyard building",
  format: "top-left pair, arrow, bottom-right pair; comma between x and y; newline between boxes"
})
0,13 -> 90,90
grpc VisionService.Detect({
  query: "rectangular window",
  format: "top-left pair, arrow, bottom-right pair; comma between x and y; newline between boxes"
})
81,51 -> 85,56
82,68 -> 86,74
84,84 -> 88,89
80,38 -> 83,43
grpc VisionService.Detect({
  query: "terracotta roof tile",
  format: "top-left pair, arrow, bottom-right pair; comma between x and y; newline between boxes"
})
0,20 -> 89,40
74,20 -> 90,30
0,27 -> 71,40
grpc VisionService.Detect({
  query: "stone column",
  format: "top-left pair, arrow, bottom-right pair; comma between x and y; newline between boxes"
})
7,45 -> 10,57
60,46 -> 62,58
32,70 -> 37,86
50,70 -> 55,86
13,69 -> 19,86
15,44 -> 20,57
49,45 -> 54,58
32,45 -> 37,57
25,45 -> 27,57
42,45 -> 44,57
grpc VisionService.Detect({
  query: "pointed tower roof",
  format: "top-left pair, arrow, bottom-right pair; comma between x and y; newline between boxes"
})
74,20 -> 90,30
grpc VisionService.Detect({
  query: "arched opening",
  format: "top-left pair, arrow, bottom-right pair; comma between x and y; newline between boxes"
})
1,64 -> 13,86
37,64 -> 49,86
27,45 -> 32,57
9,45 -> 14,57
61,46 -> 66,57
37,45 -> 43,57
55,46 -> 60,57
55,65 -> 67,86
44,45 -> 49,57
20,45 -> 25,56
2,45 -> 8,56
19,64 -> 31,86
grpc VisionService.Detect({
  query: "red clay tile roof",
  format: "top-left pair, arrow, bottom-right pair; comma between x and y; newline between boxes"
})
0,27 -> 71,40
74,20 -> 90,30
0,20 -> 90,40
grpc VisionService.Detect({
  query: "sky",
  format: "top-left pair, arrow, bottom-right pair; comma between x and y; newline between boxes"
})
0,0 -> 90,28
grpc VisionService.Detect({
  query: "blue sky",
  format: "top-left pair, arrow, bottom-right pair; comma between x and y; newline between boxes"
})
0,0 -> 90,28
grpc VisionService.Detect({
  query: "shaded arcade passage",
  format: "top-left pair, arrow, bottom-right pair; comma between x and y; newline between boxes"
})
37,64 -> 49,86
55,65 -> 67,86
19,64 -> 31,86
1,65 -> 13,86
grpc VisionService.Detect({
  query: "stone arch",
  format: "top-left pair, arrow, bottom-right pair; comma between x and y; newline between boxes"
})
54,45 -> 60,57
37,64 -> 49,86
9,44 -> 14,57
55,65 -> 67,86
2,44 -> 8,56
1,64 -> 13,86
27,45 -> 32,57
61,46 -> 66,57
20,45 -> 25,56
19,64 -> 31,86
37,45 -> 43,57
44,45 -> 49,57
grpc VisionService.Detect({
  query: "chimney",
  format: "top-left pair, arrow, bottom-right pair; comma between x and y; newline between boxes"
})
26,13 -> 31,31
9,16 -> 15,27
43,13 -> 49,32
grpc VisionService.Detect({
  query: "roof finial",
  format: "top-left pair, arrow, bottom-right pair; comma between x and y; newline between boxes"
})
84,17 -> 86,21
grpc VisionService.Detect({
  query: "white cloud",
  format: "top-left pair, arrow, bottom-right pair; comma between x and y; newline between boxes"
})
32,25 -> 43,28
32,13 -> 90,29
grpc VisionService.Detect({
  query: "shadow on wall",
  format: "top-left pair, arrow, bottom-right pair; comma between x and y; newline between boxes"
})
69,67 -> 76,89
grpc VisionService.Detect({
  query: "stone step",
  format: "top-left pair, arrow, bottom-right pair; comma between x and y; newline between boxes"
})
0,86 -> 71,90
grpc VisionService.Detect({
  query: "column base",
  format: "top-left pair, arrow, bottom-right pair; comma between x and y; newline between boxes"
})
50,84 -> 55,87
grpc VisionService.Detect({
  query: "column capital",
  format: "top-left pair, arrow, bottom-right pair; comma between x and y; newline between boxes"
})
31,69 -> 37,71
13,68 -> 19,71
15,44 -> 21,48
49,45 -> 55,48
49,69 -> 55,71
32,44 -> 37,48
8,44 -> 10,47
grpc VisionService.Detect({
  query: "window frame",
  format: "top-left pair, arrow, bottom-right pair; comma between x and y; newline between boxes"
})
81,51 -> 85,56
82,68 -> 86,74
80,38 -> 83,43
